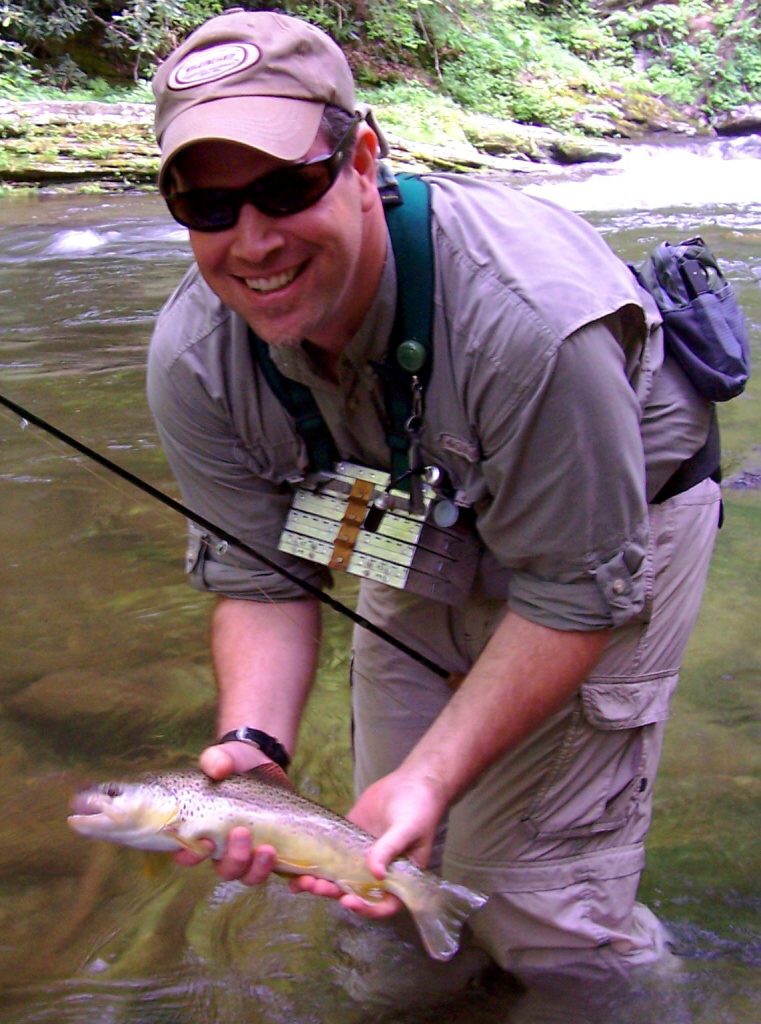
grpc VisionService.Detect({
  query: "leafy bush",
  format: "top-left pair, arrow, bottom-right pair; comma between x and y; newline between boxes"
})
0,0 -> 758,117
604,0 -> 761,112
365,80 -> 469,143
0,0 -> 226,83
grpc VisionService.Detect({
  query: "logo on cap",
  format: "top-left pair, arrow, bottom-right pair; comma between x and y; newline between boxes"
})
168,42 -> 261,91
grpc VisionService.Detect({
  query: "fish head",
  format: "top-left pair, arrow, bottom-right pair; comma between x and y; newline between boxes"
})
67,780 -> 183,852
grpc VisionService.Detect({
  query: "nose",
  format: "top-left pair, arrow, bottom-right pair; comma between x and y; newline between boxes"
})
229,202 -> 285,264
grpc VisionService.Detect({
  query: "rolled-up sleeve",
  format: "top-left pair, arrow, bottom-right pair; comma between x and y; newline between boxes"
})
470,318 -> 650,631
147,276 -> 330,602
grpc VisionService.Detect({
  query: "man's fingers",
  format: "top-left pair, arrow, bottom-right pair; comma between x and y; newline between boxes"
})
340,891 -> 403,919
289,875 -> 343,899
172,838 -> 214,867
289,876 -> 403,919
365,825 -> 427,879
214,825 -> 254,880
213,829 -> 278,884
199,744 -> 235,780
240,845 -> 278,885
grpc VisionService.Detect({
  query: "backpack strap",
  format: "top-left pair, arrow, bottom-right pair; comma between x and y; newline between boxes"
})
249,173 -> 434,483
652,407 -> 721,501
376,172 -> 434,484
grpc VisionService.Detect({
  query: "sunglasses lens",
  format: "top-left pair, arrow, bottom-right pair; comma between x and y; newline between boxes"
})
167,190 -> 239,232
253,163 -> 335,217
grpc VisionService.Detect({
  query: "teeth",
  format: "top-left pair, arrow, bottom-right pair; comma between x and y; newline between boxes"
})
245,267 -> 299,293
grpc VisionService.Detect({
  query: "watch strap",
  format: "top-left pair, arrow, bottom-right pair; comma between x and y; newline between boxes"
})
216,727 -> 291,772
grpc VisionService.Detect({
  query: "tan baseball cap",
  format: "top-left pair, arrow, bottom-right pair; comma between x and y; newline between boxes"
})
152,8 -> 357,189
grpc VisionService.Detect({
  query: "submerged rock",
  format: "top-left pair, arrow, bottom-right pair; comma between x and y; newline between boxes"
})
4,659 -> 215,754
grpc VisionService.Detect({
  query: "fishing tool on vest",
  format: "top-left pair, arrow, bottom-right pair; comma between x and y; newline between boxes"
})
252,174 -> 480,606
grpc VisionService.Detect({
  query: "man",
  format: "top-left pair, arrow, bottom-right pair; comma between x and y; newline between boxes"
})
147,7 -> 720,1008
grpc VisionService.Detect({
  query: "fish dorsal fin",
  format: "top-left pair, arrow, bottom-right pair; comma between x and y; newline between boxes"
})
245,763 -> 295,791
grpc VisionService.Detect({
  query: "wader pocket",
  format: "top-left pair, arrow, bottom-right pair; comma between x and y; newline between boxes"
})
581,673 -> 675,730
185,524 -> 244,592
521,675 -> 674,842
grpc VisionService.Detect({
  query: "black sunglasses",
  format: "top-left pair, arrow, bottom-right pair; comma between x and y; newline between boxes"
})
165,114 -> 361,232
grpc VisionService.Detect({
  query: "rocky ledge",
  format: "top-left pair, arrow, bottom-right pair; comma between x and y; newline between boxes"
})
0,98 -> 623,188
0,98 -> 756,191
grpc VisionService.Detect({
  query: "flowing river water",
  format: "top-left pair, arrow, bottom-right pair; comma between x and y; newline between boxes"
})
0,136 -> 758,1023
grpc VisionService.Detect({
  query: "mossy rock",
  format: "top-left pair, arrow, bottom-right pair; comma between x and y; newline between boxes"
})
550,136 -> 622,165
714,102 -> 761,136
614,89 -> 706,134
0,118 -> 25,140
461,112 -> 552,160
0,100 -> 159,186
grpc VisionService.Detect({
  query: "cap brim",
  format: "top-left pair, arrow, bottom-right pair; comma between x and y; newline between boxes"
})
158,96 -> 325,190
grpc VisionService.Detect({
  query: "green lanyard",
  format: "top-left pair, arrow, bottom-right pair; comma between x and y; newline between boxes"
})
249,173 -> 434,490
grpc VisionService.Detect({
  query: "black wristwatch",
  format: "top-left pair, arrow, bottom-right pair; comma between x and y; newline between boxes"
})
216,727 -> 291,772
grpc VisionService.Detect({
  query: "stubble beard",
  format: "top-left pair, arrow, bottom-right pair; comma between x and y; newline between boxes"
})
244,300 -> 337,352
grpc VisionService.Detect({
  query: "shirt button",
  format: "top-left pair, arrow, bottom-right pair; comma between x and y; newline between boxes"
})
612,578 -> 627,595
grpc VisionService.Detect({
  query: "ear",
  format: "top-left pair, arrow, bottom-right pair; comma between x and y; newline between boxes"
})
352,125 -> 381,211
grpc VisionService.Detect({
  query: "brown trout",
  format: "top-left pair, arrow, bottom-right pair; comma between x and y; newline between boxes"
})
67,767 -> 487,961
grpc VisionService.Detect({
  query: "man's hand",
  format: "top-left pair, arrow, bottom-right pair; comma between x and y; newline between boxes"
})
290,767 -> 447,919
171,739 -> 281,883
350,767 -> 446,878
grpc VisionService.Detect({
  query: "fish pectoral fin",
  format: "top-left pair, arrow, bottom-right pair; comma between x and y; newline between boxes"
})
164,829 -> 209,858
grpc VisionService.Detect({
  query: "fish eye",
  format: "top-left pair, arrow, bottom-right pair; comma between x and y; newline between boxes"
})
103,783 -> 123,798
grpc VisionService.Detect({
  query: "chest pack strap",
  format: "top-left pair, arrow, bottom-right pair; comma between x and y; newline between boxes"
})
249,172 -> 434,483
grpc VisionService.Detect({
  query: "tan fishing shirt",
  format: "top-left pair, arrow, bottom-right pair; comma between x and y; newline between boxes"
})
147,173 -> 711,631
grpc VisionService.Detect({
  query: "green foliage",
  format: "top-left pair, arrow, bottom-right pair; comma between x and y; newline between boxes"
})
605,0 -> 761,112
365,0 -> 423,55
364,80 -> 469,142
291,1 -> 361,44
0,0 -> 225,84
0,0 -> 758,117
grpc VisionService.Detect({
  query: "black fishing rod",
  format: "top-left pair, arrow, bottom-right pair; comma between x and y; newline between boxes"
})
0,392 -> 450,679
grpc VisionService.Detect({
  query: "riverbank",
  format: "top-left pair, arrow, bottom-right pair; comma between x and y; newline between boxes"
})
0,98 -> 609,190
2,95 -> 757,192
2,91 -> 760,193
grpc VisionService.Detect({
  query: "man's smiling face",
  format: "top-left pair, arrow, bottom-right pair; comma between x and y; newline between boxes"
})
173,125 -> 383,354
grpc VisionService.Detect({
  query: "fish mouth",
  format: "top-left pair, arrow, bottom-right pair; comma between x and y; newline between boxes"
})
69,788 -> 114,815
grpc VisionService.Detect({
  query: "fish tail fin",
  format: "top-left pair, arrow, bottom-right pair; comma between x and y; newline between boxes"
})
387,874 -> 488,962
